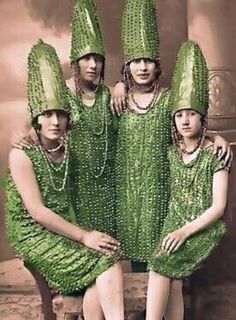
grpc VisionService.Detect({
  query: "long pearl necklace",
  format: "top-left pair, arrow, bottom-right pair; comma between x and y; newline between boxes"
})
80,86 -> 108,178
38,138 -> 69,192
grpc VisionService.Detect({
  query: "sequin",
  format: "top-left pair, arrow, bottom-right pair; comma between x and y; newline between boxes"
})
116,90 -> 172,263
122,0 -> 159,62
5,147 -> 118,295
67,85 -> 117,237
70,0 -> 105,64
170,41 -> 209,116
149,147 -> 228,278
27,40 -> 68,119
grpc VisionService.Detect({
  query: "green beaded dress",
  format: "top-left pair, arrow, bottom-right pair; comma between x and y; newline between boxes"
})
116,89 -> 172,263
67,85 -> 117,236
5,147 -> 117,295
149,146 -> 227,278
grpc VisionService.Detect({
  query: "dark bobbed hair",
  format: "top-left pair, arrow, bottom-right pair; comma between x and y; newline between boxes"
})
122,57 -> 162,88
31,109 -> 71,131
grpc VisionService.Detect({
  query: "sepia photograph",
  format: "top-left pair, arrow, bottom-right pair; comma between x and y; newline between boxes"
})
0,1 -> 236,319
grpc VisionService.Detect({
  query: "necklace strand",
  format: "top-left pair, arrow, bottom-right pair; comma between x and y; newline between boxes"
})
79,86 -> 108,178
129,83 -> 159,111
180,138 -> 201,155
38,138 -> 69,192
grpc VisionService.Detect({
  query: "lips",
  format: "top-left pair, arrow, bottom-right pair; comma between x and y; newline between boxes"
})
87,72 -> 97,76
137,74 -> 149,78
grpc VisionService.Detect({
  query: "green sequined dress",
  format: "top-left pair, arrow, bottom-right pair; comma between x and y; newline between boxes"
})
5,147 -> 117,295
67,85 -> 117,236
116,89 -> 172,263
149,146 -> 227,278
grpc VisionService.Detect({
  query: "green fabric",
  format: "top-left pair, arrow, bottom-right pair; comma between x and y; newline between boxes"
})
149,146 -> 227,278
171,41 -> 209,116
5,147 -> 117,295
67,85 -> 117,237
116,90 -> 172,263
122,0 -> 159,62
27,39 -> 68,120
70,0 -> 104,64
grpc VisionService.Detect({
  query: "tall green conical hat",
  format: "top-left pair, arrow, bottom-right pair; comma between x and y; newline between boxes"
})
70,0 -> 105,64
171,40 -> 209,116
122,0 -> 159,63
27,39 -> 68,121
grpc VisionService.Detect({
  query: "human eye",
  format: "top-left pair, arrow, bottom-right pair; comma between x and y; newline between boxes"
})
84,55 -> 90,61
134,58 -> 141,64
175,112 -> 182,118
57,111 -> 66,118
43,110 -> 52,118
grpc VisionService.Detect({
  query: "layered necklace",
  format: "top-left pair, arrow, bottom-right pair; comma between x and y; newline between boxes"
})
79,85 -> 108,178
128,83 -> 160,114
38,136 -> 69,192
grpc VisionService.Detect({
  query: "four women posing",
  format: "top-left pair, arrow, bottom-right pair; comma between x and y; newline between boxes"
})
6,0 -> 231,319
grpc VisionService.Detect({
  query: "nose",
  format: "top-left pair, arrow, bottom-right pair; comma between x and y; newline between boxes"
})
51,113 -> 59,126
182,114 -> 190,125
88,57 -> 96,69
139,59 -> 147,71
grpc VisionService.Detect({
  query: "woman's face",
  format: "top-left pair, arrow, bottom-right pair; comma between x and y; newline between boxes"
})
174,109 -> 202,139
129,58 -> 157,86
37,110 -> 69,141
78,54 -> 103,83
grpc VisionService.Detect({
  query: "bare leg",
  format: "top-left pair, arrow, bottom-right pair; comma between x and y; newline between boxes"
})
146,271 -> 171,320
96,262 -> 124,320
83,284 -> 104,320
165,280 -> 184,320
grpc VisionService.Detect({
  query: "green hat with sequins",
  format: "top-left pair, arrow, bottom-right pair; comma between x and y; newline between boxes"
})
70,0 -> 105,64
122,0 -> 160,63
171,40 -> 209,116
27,39 -> 68,121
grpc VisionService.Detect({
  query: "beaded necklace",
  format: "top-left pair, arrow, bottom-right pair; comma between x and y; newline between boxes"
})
180,138 -> 201,155
72,86 -> 109,178
79,85 -> 106,136
128,85 -> 162,115
38,138 -> 69,192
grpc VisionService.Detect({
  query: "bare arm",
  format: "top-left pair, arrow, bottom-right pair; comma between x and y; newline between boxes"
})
162,169 -> 229,253
110,82 -> 126,116
9,148 -> 86,242
183,169 -> 228,235
9,149 -> 119,253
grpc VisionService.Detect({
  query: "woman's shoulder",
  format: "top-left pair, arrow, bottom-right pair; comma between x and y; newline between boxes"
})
8,147 -> 34,172
9,147 -> 39,168
203,138 -> 214,150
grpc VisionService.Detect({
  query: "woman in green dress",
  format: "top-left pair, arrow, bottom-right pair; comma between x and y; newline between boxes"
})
146,41 -> 230,320
115,0 -> 172,270
6,40 -> 124,320
114,0 -> 231,272
67,0 -> 117,238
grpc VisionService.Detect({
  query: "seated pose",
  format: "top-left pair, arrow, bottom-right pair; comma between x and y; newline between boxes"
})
5,40 -> 124,320
146,41 -> 231,320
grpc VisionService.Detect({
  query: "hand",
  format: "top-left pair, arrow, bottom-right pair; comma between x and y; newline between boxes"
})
81,230 -> 120,255
110,82 -> 127,116
213,135 -> 232,165
11,128 -> 39,149
161,228 -> 189,254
